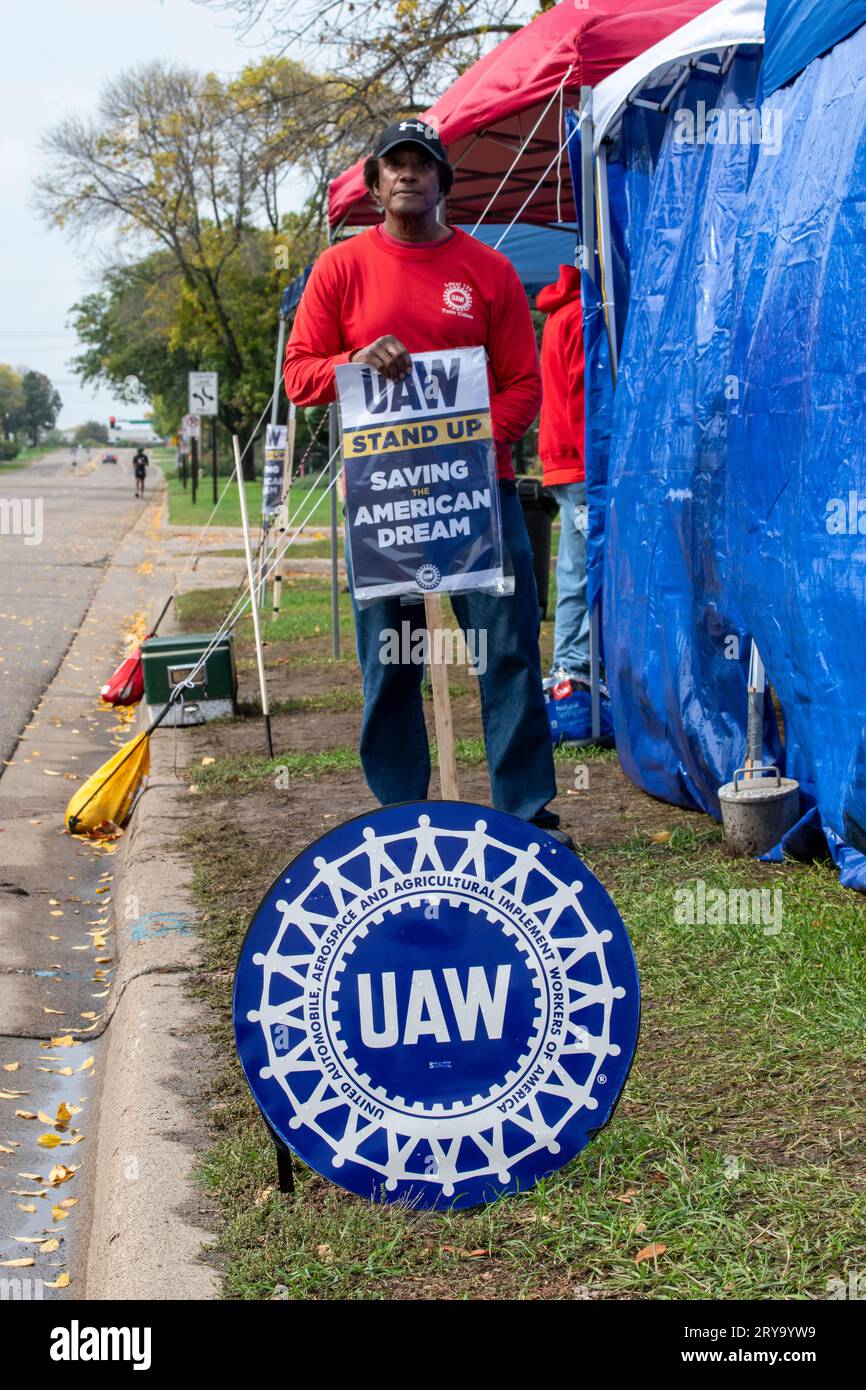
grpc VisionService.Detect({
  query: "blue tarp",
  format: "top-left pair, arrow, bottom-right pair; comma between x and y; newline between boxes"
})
763,0 -> 866,95
590,27 -> 866,891
602,53 -> 781,818
583,105 -> 667,615
462,223 -> 577,293
727,23 -> 866,888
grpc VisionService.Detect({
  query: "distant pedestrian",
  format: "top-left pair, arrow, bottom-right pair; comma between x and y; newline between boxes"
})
132,447 -> 149,498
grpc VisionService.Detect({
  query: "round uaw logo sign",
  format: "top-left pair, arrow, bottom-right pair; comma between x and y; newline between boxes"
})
415,562 -> 441,590
234,802 -> 639,1208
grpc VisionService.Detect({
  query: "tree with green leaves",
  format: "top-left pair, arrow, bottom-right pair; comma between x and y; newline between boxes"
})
0,365 -> 26,441
21,370 -> 63,446
36,59 -> 346,463
74,421 -> 109,446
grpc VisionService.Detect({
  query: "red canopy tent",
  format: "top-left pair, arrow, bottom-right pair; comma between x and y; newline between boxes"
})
328,0 -> 719,230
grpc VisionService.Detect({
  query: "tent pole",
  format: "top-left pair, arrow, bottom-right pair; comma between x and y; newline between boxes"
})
581,86 -> 602,744
326,223 -> 342,662
328,402 -> 341,661
579,86 -> 596,275
596,143 -> 619,380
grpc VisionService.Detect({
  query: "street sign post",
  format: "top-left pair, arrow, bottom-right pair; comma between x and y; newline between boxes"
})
188,372 -> 218,417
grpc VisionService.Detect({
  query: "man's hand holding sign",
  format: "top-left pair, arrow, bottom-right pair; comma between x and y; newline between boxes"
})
350,334 -> 412,379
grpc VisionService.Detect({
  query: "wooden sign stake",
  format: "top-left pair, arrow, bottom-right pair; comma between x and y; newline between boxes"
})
424,593 -> 460,800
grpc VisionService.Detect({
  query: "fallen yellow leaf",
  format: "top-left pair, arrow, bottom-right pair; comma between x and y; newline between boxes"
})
2,1062 -> 20,1072
0,1258 -> 34,1267
44,1272 -> 70,1289
39,1238 -> 60,1253
51,1204 -> 69,1221
37,1133 -> 61,1149
79,1057 -> 94,1072
17,1203 -> 36,1214
47,1164 -> 76,1186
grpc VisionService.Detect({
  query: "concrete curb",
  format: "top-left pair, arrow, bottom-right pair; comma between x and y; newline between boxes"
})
80,581 -> 221,1299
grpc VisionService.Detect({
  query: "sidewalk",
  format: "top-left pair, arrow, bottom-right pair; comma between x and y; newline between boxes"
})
0,459 -> 219,1300
80,489 -> 220,1300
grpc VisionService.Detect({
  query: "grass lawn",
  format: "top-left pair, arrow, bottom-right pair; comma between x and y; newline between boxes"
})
0,443 -> 58,471
170,574 -> 866,1301
166,471 -> 338,531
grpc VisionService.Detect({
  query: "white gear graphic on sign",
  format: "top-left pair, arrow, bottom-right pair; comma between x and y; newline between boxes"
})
243,813 -> 628,1199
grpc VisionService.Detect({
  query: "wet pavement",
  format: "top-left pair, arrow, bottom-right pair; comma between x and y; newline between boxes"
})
0,449 -> 162,1298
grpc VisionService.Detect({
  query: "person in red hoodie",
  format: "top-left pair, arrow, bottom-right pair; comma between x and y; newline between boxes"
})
536,263 -> 588,688
284,120 -> 568,841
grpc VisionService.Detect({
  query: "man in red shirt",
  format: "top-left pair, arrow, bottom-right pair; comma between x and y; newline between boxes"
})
284,120 -> 566,839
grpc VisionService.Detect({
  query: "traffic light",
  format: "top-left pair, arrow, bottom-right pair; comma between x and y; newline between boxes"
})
109,415 -> 116,429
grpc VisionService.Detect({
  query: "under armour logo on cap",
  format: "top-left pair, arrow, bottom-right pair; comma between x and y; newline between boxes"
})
372,120 -> 447,163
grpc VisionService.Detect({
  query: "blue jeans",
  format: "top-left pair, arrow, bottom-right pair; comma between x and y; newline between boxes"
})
550,481 -> 590,678
349,481 -> 559,826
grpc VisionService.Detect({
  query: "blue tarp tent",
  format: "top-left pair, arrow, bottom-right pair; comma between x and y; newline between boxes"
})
762,0 -> 866,94
727,19 -> 866,888
461,223 -> 578,294
582,0 -> 866,890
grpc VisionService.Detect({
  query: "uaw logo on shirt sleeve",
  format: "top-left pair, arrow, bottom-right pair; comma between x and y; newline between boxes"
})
234,801 -> 640,1209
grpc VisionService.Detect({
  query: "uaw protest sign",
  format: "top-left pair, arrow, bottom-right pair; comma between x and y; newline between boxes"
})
335,347 -> 504,602
262,423 -> 288,517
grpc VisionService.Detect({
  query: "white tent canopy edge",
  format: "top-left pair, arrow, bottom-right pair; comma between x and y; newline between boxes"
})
591,0 -> 767,154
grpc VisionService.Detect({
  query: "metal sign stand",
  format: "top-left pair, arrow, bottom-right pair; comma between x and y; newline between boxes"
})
233,435 -> 274,759
271,406 -> 296,620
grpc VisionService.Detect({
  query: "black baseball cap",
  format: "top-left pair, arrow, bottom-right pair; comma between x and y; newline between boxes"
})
372,120 -> 447,163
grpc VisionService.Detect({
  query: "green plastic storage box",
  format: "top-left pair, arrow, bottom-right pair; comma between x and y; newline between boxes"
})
141,631 -> 237,726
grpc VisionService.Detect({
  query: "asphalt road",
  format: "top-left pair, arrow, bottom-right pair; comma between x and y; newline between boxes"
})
0,448 -> 149,765
0,447 -> 162,1298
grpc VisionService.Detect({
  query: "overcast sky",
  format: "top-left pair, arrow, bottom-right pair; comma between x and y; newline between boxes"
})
1,0 -> 301,428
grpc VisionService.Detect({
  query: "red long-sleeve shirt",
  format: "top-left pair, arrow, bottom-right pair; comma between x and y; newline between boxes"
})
283,226 -> 542,480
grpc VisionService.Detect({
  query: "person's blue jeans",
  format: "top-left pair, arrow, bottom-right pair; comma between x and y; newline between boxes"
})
349,481 -> 560,826
550,480 -> 590,678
